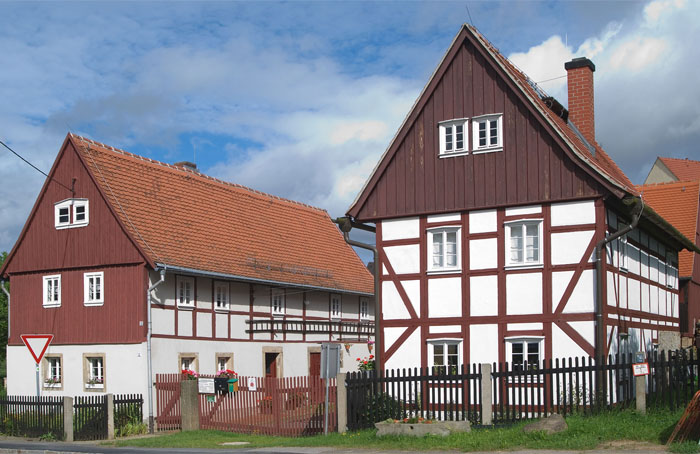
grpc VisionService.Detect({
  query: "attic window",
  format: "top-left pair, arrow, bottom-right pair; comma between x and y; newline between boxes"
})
439,119 -> 468,156
54,199 -> 89,229
472,114 -> 503,153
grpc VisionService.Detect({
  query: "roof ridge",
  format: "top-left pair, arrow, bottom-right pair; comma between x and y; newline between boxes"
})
659,156 -> 700,164
69,133 -> 329,215
638,180 -> 700,188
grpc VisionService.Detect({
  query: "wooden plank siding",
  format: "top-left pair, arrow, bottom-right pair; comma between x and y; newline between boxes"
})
351,40 -> 605,222
8,264 -> 146,345
4,142 -> 145,273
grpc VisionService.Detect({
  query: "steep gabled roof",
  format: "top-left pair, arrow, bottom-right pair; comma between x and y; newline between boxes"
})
348,25 -> 636,218
67,134 -> 373,295
637,180 -> 700,278
658,157 -> 700,182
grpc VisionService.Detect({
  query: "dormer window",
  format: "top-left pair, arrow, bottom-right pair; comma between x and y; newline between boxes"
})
54,199 -> 89,229
439,119 -> 468,156
472,114 -> 503,152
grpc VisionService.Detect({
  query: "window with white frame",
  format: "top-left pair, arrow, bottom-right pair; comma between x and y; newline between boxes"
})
506,337 -> 543,371
428,340 -> 461,374
214,281 -> 229,311
177,276 -> 195,308
271,289 -> 285,316
217,355 -> 233,372
84,272 -> 104,306
43,275 -> 61,308
619,235 -> 628,271
54,199 -> 89,229
330,293 -> 342,319
85,356 -> 104,387
472,114 -> 503,152
428,227 -> 460,272
439,119 -> 468,155
179,354 -> 197,372
360,297 -> 370,320
505,220 -> 542,267
44,356 -> 61,386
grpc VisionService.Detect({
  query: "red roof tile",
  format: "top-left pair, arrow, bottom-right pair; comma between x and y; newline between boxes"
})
658,157 -> 700,182
70,135 -> 373,295
637,180 -> 700,277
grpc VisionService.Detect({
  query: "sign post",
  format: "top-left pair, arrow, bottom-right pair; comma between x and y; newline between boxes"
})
20,334 -> 54,397
321,343 -> 340,435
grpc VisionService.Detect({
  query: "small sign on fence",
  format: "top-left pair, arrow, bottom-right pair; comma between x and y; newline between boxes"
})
632,362 -> 650,376
198,378 -> 215,394
247,377 -> 257,391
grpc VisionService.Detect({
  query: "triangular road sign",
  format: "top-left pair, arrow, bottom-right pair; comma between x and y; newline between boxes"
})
20,334 -> 54,364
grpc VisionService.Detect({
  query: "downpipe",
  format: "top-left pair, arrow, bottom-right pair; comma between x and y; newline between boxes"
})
1,280 -> 9,339
147,268 -> 166,434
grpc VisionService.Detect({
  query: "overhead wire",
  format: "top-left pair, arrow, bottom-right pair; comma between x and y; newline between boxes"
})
0,139 -> 73,193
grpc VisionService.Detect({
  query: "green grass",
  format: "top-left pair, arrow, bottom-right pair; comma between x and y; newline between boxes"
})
108,408 -> 687,451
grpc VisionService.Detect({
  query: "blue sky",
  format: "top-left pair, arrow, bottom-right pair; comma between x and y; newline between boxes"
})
1,0 -> 698,261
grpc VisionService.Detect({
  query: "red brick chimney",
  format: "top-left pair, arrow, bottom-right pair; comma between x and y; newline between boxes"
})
565,57 -> 596,145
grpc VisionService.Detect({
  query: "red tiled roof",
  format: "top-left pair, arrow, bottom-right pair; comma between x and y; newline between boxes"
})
71,134 -> 373,295
469,26 -> 636,194
658,157 -> 700,182
637,180 -> 700,277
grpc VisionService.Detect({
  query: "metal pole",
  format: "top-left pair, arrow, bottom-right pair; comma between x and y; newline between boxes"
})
35,364 -> 40,397
324,348 -> 330,435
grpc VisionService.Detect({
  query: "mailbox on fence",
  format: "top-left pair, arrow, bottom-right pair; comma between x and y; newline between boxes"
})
228,378 -> 239,393
214,377 -> 229,395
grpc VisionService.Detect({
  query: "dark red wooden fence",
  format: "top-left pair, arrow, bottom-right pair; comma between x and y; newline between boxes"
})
155,374 -> 181,431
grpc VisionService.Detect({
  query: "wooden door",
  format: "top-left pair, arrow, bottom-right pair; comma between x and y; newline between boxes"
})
309,352 -> 321,376
265,352 -> 278,378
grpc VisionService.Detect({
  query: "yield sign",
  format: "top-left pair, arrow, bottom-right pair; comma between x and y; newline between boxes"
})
20,334 -> 54,364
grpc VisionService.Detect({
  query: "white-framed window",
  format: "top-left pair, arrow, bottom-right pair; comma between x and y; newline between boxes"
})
83,272 -> 104,306
181,357 -> 195,371
506,337 -> 543,371
43,275 -> 61,308
177,276 -> 195,309
472,114 -> 503,152
505,220 -> 542,267
214,281 -> 229,311
619,235 -> 628,272
85,355 -> 105,389
54,198 -> 89,229
360,297 -> 370,320
439,119 -> 468,155
428,339 -> 462,374
330,293 -> 342,319
271,289 -> 285,316
44,356 -> 62,386
217,355 -> 233,372
427,227 -> 461,272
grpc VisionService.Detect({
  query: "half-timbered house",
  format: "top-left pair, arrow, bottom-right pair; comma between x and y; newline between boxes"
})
346,25 -> 698,372
2,134 -> 374,414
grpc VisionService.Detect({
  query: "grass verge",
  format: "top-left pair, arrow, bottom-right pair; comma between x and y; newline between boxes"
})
108,408 -> 684,451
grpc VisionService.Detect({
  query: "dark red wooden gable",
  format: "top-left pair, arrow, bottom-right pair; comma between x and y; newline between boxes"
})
2,138 -> 147,275
348,27 -> 612,221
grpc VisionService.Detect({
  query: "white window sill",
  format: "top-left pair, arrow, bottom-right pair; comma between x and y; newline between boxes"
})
330,316 -> 342,321
504,263 -> 544,271
43,303 -> 61,308
473,147 -> 503,154
84,301 -> 104,307
43,383 -> 62,389
620,267 -> 629,274
439,150 -> 469,159
427,268 -> 462,276
214,307 -> 230,313
85,383 -> 104,389
272,312 -> 285,318
177,304 -> 195,311
55,222 -> 89,230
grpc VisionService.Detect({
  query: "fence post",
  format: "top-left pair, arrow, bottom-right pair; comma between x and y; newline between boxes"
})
63,396 -> 73,442
180,379 -> 199,431
480,363 -> 493,425
107,394 -> 115,439
336,372 -> 347,433
635,356 -> 646,415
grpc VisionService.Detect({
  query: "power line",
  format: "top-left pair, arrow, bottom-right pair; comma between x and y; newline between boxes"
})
465,3 -> 474,26
0,139 -> 73,193
536,75 -> 567,84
